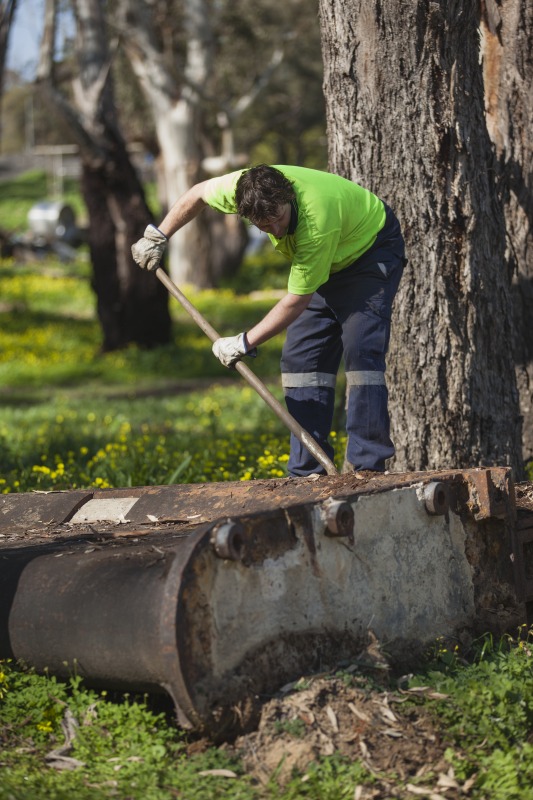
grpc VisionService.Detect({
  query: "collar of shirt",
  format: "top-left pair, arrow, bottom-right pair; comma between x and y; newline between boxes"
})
287,200 -> 299,235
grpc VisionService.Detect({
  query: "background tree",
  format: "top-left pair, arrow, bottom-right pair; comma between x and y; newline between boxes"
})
38,0 -> 171,351
114,0 -> 326,286
319,0 -> 523,474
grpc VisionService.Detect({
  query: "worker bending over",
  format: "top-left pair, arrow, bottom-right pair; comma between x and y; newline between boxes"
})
132,165 -> 406,476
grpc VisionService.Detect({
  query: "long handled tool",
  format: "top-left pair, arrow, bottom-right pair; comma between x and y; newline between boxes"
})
155,268 -> 338,476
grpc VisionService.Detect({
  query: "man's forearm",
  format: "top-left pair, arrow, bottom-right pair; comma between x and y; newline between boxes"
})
246,293 -> 313,348
158,182 -> 209,238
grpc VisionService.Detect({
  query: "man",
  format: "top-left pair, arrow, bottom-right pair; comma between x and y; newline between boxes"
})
131,165 -> 406,476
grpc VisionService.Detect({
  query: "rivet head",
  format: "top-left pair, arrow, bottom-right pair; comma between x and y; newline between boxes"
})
424,482 -> 450,516
211,521 -> 244,560
323,499 -> 354,537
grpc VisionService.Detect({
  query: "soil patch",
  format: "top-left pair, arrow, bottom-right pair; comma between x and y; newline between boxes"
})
220,666 -> 473,798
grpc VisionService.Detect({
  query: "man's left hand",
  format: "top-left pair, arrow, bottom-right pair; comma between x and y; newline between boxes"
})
212,333 -> 257,368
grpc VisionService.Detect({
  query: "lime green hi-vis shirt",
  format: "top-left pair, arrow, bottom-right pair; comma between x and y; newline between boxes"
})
203,165 -> 386,295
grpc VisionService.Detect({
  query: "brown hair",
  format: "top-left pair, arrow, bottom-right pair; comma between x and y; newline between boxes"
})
235,165 -> 295,224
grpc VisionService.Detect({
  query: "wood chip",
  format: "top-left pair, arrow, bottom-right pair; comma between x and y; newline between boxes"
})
326,704 -> 338,732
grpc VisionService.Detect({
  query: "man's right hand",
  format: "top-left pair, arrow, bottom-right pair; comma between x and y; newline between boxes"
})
131,225 -> 168,270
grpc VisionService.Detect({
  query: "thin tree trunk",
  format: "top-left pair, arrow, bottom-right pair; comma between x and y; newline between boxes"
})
319,0 -> 522,474
38,0 -> 171,350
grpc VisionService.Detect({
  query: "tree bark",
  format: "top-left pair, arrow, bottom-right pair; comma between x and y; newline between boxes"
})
319,0 -> 523,474
37,0 -> 171,351
480,0 -> 533,464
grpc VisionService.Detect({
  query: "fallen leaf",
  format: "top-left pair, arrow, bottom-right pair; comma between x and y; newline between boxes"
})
45,755 -> 85,770
378,705 -> 398,723
348,702 -> 371,722
381,728 -> 402,738
359,739 -> 370,760
405,785 -> 446,800
198,769 -> 238,778
462,775 -> 477,792
437,771 -> 459,789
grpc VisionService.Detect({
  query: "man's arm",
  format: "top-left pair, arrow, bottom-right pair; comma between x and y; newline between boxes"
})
246,292 -> 313,347
157,181 -> 211,238
131,180 -> 211,270
211,291 -> 313,368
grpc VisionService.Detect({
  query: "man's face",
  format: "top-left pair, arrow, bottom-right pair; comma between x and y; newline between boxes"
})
255,203 -> 291,238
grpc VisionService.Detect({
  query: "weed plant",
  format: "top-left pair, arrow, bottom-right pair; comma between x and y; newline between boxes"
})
1,629 -> 532,799
407,629 -> 533,800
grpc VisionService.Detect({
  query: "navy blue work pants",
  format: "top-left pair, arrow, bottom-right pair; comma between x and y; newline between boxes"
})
281,207 -> 405,476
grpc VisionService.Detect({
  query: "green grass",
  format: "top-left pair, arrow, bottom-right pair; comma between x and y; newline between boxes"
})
407,630 -> 533,800
1,630 -> 533,799
0,170 -> 87,231
0,253 -> 322,492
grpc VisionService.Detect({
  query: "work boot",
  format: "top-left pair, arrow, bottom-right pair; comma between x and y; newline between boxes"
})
342,457 -> 382,479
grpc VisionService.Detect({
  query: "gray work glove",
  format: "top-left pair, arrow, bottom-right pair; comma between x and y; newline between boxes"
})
212,333 -> 257,368
131,224 -> 167,270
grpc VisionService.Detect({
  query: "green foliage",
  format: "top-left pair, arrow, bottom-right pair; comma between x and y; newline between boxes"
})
221,246 -> 290,293
410,627 -> 533,798
273,717 -> 306,738
272,754 -> 375,800
0,170 -> 87,230
0,255 -> 346,492
0,661 -> 254,800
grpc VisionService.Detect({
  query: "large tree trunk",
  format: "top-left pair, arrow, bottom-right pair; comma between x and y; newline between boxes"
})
38,0 -> 171,351
480,0 -> 533,464
319,0 -> 523,475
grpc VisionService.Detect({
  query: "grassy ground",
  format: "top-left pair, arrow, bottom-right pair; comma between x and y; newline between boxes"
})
0,173 -> 532,798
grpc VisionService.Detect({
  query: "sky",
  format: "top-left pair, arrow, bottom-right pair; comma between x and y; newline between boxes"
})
6,0 -> 45,80
6,0 -> 74,81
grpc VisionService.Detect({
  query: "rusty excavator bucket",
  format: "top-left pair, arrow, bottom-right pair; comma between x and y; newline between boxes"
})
0,468 -> 531,738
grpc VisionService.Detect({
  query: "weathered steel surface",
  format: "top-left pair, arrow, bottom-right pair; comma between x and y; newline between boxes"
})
0,466 -> 516,535
0,468 -> 526,737
0,490 -> 92,531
